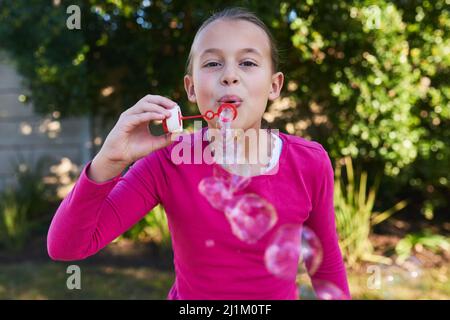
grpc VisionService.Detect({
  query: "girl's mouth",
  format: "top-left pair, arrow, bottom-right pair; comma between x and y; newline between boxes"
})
218,100 -> 242,108
218,95 -> 243,108
228,101 -> 242,108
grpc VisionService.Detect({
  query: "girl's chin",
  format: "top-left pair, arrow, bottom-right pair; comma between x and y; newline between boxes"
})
218,125 -> 256,132
206,116 -> 256,131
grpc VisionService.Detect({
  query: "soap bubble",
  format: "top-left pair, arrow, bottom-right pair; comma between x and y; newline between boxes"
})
314,279 -> 348,300
217,107 -> 233,132
264,224 -> 302,279
198,177 -> 233,211
299,226 -> 323,276
224,194 -> 278,244
400,256 -> 423,281
213,165 -> 251,194
383,265 -> 404,285
265,225 -> 324,279
298,279 -> 347,300
313,279 -> 348,300
205,239 -> 215,247
380,256 -> 423,299
219,105 -> 234,123
380,264 -> 406,299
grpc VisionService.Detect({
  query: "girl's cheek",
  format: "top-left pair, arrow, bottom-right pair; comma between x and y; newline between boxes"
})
198,78 -> 216,102
196,73 -> 213,90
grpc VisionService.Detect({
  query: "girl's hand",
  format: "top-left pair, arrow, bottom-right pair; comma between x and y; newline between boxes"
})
88,95 -> 177,182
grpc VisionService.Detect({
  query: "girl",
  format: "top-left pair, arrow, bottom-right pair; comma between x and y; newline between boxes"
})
47,7 -> 350,300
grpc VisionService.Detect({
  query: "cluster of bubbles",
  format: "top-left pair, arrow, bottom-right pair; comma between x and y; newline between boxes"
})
264,224 -> 349,300
198,107 -> 348,300
199,165 -> 276,244
377,256 -> 424,299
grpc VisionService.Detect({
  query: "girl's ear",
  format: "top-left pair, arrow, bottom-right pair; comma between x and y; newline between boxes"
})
184,75 -> 197,103
268,72 -> 284,101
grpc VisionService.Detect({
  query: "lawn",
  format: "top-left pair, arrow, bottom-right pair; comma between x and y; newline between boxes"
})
0,261 -> 174,299
0,261 -> 448,300
0,235 -> 448,300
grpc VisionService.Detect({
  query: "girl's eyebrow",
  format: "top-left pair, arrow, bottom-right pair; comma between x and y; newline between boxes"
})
200,48 -> 263,59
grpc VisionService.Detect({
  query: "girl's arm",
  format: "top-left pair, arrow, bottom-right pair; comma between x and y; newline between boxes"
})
47,153 -> 162,261
304,147 -> 351,299
47,94 -> 177,261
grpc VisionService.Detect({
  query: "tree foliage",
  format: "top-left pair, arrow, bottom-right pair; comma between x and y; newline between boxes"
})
0,0 -> 448,214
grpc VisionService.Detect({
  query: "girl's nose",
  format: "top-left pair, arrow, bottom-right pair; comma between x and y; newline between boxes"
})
221,68 -> 239,86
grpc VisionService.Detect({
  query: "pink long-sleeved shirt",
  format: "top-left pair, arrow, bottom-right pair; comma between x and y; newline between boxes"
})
47,127 -> 350,299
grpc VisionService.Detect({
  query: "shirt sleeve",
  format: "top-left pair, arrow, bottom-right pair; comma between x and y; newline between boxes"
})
47,152 -> 163,261
304,146 -> 351,299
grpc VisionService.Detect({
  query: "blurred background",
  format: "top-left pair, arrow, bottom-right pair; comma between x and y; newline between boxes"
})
0,0 -> 448,299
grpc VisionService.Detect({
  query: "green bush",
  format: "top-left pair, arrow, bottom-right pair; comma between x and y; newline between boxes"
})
0,0 -> 448,224
0,158 -> 55,251
395,231 -> 450,263
334,157 -> 407,267
121,205 -> 171,248
0,188 -> 29,251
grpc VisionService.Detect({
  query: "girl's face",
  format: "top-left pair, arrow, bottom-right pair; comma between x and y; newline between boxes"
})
184,19 -> 284,130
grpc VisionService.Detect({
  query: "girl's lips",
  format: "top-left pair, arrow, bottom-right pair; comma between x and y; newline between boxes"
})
218,101 -> 242,108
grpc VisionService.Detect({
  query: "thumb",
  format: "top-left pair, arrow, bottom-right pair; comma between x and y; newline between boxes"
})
151,132 -> 174,151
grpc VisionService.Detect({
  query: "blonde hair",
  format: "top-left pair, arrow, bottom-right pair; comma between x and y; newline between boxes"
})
185,7 -> 279,75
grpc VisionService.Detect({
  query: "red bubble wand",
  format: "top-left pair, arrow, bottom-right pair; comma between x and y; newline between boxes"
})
163,103 -> 237,133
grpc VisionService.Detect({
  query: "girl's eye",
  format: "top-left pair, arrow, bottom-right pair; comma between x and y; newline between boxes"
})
204,62 -> 221,68
241,61 -> 257,67
203,61 -> 258,68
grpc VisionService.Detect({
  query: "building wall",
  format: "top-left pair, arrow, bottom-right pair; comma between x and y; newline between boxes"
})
0,51 -> 92,191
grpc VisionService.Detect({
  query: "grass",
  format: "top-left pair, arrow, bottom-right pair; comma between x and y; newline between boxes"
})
0,261 -> 174,299
347,266 -> 450,299
0,261 -> 448,299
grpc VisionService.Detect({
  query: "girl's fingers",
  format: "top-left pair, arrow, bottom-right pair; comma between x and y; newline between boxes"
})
150,132 -> 173,150
122,111 -> 165,129
142,94 -> 177,110
126,101 -> 172,116
121,95 -> 176,117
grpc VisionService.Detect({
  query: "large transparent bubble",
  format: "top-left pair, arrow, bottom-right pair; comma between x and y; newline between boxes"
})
224,194 -> 278,244
300,226 -> 324,276
198,176 -> 233,211
265,225 -> 324,279
379,256 -> 423,299
264,224 -> 302,279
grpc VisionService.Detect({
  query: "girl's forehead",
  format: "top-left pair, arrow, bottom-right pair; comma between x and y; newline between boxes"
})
192,19 -> 270,58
